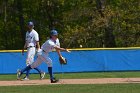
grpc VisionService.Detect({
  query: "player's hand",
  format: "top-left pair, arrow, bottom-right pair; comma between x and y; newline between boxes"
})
22,49 -> 24,55
66,49 -> 71,53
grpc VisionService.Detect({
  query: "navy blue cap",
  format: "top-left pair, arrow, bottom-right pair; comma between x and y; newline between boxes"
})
27,21 -> 34,26
50,30 -> 58,35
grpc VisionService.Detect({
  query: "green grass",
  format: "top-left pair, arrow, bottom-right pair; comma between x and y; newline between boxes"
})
0,84 -> 140,93
0,72 -> 140,93
0,71 -> 140,81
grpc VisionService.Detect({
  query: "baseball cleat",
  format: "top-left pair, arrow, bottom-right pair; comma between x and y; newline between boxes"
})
40,72 -> 45,80
17,69 -> 21,80
21,77 -> 30,81
51,78 -> 59,83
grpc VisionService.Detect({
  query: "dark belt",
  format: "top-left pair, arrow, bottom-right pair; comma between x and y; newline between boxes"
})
27,46 -> 35,48
43,50 -> 47,53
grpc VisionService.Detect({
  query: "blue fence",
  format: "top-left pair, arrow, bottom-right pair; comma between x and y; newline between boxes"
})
0,48 -> 140,74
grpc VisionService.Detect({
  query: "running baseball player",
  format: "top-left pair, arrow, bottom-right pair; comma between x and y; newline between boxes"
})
17,30 -> 70,83
21,21 -> 45,80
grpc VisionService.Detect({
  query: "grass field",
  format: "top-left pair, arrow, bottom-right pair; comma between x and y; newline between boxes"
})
0,71 -> 140,93
0,84 -> 140,93
0,71 -> 140,80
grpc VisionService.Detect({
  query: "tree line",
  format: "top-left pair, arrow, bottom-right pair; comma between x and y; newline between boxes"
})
0,0 -> 139,49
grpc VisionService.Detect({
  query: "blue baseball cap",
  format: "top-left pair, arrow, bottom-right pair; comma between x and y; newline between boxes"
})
50,30 -> 58,35
27,21 -> 34,26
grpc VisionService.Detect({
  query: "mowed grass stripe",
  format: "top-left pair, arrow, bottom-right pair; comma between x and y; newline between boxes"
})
0,84 -> 140,93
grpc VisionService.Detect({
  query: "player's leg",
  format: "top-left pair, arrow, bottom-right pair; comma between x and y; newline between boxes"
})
30,55 -> 43,68
24,47 -> 35,79
26,47 -> 35,66
30,55 -> 46,79
24,69 -> 30,80
17,65 -> 32,80
41,55 -> 58,83
30,49 -> 45,79
34,67 -> 45,80
18,52 -> 43,80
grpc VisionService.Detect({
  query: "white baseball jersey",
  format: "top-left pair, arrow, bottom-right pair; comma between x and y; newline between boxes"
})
25,29 -> 39,65
26,29 -> 39,47
41,38 -> 60,53
31,38 -> 60,68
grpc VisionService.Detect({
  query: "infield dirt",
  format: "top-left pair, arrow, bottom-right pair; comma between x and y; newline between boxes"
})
0,78 -> 140,86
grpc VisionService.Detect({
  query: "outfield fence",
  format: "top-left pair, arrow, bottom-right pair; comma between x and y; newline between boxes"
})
0,47 -> 140,74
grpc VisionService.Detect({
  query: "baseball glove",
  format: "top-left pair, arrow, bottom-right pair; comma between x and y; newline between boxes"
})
59,56 -> 67,65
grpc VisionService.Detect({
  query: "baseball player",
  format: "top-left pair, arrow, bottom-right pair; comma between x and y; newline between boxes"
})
17,30 -> 70,83
21,21 -> 45,80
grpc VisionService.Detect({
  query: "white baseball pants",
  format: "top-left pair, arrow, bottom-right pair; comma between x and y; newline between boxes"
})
31,50 -> 52,68
26,47 -> 36,66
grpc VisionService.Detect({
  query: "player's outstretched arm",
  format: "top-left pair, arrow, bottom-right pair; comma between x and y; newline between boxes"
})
56,50 -> 62,58
54,46 -> 70,53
